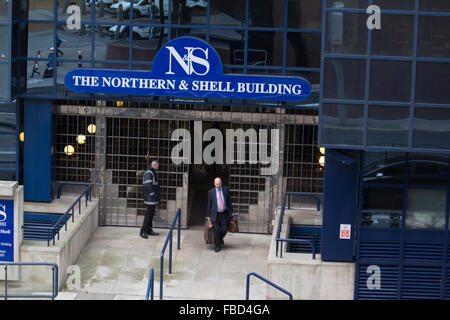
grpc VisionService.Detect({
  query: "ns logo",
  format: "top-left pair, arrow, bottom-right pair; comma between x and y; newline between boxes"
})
165,46 -> 210,76
0,204 -> 7,223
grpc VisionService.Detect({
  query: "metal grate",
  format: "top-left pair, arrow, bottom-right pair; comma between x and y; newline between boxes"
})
284,121 -> 323,194
357,264 -> 400,300
54,100 -> 322,232
401,266 -> 442,299
359,241 -> 401,261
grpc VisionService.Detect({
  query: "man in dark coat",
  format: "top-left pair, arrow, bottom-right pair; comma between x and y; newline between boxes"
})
140,160 -> 160,239
207,177 -> 233,252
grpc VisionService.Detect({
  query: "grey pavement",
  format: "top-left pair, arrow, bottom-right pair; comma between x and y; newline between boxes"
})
57,226 -> 272,300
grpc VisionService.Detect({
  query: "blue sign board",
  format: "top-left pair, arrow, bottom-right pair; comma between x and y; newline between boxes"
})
0,200 -> 14,262
65,37 -> 311,102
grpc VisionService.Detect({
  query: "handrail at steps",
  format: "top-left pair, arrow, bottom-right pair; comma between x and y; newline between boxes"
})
246,272 -> 292,300
159,208 -> 181,300
53,182 -> 93,246
276,192 -> 321,259
145,268 -> 155,300
49,172 -> 101,246
0,262 -> 58,300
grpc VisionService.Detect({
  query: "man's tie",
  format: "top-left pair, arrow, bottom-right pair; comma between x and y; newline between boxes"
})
218,189 -> 225,212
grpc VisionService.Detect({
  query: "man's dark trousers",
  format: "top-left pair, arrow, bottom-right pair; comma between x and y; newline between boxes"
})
213,210 -> 229,248
141,204 -> 156,234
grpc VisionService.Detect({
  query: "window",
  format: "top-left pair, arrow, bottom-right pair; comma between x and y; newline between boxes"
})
370,60 -> 412,103
322,103 -> 364,146
371,14 -> 414,57
324,58 -> 366,100
414,107 -> 450,150
368,105 -> 410,148
418,16 -> 450,59
415,62 -> 450,104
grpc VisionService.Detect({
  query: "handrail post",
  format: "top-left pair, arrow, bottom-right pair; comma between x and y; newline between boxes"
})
51,265 -> 55,300
245,273 -> 251,300
4,265 -> 7,300
169,230 -> 173,274
288,194 -> 291,209
246,272 -> 293,300
160,254 -> 164,300
177,210 -> 181,250
313,233 -> 318,260
145,269 -> 154,300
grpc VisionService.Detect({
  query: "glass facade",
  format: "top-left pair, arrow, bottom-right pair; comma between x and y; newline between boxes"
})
320,1 -> 450,152
362,152 -> 450,230
0,101 -> 18,181
17,0 -> 322,108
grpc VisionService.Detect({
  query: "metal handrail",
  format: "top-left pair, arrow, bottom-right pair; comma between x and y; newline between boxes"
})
246,272 -> 292,300
145,268 -> 154,300
276,192 -> 321,259
159,208 -> 181,300
0,262 -> 59,300
286,192 -> 321,211
47,175 -> 100,246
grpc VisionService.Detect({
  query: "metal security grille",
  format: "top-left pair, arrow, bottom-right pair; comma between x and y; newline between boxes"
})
54,100 -> 322,233
284,119 -> 323,194
228,122 -> 276,233
54,114 -> 96,182
105,117 -> 189,227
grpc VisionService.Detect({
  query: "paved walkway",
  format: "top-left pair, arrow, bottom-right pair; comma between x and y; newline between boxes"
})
56,226 -> 272,300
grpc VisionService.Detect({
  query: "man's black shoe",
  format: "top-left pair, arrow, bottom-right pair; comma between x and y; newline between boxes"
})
140,233 -> 148,239
147,230 -> 159,236
214,246 -> 221,253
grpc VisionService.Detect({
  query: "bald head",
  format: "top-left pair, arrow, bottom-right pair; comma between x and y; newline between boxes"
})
214,177 -> 222,189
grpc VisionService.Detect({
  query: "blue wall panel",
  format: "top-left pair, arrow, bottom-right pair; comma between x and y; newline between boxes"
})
23,99 -> 53,202
321,149 -> 358,262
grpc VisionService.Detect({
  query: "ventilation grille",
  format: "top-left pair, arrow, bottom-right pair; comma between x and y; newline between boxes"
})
357,265 -> 399,299
401,266 -> 442,299
404,243 -> 443,263
359,241 -> 400,261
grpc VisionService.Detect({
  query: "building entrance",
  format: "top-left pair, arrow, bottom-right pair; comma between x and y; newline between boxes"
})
53,100 -> 323,233
187,121 -> 230,226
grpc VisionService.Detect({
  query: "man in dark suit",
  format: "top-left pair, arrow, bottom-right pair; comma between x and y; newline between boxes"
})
207,177 -> 233,252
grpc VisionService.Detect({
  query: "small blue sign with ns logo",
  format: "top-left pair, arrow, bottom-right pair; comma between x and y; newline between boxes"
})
0,200 -> 14,262
65,37 -> 311,102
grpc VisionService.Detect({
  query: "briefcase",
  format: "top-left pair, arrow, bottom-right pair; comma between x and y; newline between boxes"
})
228,216 -> 239,233
204,217 -> 215,245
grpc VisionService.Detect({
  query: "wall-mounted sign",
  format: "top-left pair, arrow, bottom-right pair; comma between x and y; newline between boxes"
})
65,37 -> 311,102
339,224 -> 351,240
0,200 -> 14,261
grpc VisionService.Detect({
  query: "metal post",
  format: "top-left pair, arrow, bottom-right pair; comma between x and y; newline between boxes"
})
245,273 -> 251,300
177,210 -> 181,250
159,255 -> 164,300
4,265 -> 7,300
288,194 -> 291,209
51,265 -> 55,300
169,231 -> 173,274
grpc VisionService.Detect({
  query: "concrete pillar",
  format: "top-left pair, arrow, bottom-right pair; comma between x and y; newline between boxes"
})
94,103 -> 107,226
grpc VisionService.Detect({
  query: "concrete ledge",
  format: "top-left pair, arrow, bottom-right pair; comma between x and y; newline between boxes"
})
19,197 -> 99,290
267,208 -> 355,300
